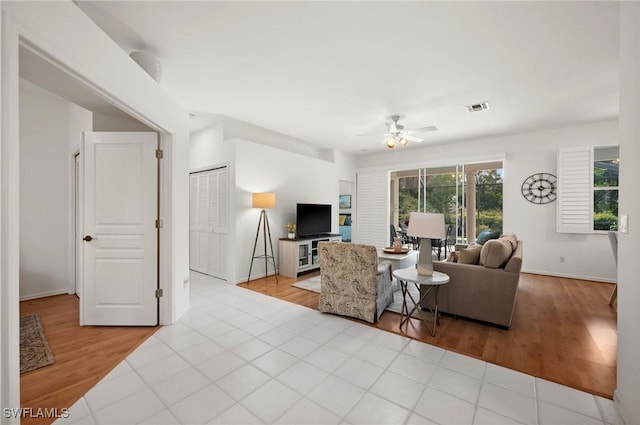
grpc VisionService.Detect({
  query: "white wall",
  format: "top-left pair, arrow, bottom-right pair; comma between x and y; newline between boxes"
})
190,123 -> 229,170
234,139 -> 338,283
615,3 -> 640,424
19,81 -> 92,300
356,120 -> 618,282
189,121 -> 356,284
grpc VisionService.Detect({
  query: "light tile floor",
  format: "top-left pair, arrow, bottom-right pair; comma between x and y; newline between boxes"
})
54,272 -> 623,425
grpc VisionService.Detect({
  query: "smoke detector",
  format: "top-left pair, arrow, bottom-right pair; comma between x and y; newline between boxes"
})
465,101 -> 490,112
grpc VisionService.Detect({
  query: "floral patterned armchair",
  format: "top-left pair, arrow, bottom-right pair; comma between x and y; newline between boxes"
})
317,242 -> 394,323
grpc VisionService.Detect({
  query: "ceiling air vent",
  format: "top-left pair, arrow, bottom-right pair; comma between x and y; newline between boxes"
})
465,102 -> 490,113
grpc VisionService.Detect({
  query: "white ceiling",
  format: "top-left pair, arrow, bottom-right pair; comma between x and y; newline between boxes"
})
74,1 -> 620,155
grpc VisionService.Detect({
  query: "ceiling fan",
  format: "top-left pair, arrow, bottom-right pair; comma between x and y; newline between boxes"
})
358,115 -> 437,149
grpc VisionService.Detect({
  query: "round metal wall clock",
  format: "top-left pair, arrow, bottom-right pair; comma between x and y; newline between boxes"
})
521,173 -> 557,204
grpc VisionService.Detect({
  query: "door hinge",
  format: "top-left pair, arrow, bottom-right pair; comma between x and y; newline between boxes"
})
155,219 -> 163,229
155,149 -> 164,159
155,288 -> 163,298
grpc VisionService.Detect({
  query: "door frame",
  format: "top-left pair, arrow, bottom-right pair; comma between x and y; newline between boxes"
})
13,40 -> 174,321
72,151 -> 81,297
1,6 -> 186,415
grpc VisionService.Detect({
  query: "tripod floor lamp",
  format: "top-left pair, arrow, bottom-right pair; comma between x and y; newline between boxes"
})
247,192 -> 279,284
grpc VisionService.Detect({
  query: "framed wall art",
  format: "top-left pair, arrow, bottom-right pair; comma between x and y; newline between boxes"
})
339,194 -> 351,209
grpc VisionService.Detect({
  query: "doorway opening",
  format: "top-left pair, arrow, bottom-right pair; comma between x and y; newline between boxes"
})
20,45 -> 162,326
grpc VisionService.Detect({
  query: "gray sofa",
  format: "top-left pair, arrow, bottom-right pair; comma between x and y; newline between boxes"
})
421,237 -> 523,328
317,242 -> 394,323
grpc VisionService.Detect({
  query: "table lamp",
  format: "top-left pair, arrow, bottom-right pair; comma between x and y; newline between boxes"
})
247,192 -> 278,284
407,212 -> 446,276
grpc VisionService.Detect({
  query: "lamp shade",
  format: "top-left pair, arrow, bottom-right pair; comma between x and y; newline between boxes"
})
407,212 -> 446,239
252,192 -> 276,209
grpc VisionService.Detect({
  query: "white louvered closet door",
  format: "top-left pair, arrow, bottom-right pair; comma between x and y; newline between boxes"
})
189,167 -> 229,279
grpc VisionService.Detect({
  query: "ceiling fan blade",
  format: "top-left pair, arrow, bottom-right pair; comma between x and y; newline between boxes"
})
407,125 -> 438,133
357,132 -> 396,137
356,132 -> 393,137
403,135 -> 424,143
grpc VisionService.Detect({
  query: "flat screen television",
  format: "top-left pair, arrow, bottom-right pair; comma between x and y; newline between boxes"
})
296,203 -> 332,237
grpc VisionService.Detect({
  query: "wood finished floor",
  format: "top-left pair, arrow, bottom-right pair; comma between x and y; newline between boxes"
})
19,295 -> 158,425
240,271 -> 617,399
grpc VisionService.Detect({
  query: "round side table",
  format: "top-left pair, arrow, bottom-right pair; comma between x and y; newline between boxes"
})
392,268 -> 450,336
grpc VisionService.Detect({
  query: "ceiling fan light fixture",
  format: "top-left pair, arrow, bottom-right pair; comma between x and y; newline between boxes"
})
358,115 -> 436,150
385,136 -> 396,149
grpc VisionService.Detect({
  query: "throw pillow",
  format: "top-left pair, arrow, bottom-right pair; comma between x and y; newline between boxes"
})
447,251 -> 459,263
476,230 -> 501,245
458,245 -> 482,264
475,230 -> 492,244
480,238 -> 513,268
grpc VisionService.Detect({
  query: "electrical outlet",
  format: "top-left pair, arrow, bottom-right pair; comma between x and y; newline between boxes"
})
560,256 -> 565,263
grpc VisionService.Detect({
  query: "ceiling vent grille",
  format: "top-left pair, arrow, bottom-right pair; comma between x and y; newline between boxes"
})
465,102 -> 490,112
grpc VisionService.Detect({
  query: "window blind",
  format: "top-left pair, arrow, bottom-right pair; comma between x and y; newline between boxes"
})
356,171 -> 389,247
557,147 -> 593,233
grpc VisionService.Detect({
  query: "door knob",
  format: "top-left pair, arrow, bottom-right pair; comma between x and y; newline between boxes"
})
83,235 -> 93,242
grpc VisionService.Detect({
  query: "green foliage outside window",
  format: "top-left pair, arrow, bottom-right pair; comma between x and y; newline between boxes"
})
594,189 -> 618,231
593,147 -> 619,231
476,170 -> 503,234
397,167 -> 503,239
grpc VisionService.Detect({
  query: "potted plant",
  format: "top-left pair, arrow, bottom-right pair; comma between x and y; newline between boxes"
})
284,223 -> 296,239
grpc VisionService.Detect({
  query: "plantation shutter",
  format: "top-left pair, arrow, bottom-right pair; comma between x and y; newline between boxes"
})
557,147 -> 593,233
356,171 -> 389,248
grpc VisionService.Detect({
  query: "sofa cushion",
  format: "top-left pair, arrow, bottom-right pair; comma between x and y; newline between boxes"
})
500,233 -> 518,250
480,238 -> 513,268
459,245 -> 482,264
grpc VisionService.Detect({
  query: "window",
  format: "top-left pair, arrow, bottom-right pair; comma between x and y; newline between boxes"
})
593,146 -> 619,231
475,169 -> 504,234
557,145 -> 619,233
391,162 -> 502,243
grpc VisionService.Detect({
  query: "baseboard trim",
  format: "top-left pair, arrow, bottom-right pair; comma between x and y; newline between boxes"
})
20,289 -> 69,301
238,271 -> 279,285
521,269 -> 616,284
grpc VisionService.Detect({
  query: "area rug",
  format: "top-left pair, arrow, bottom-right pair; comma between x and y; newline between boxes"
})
20,314 -> 55,374
292,276 -> 420,315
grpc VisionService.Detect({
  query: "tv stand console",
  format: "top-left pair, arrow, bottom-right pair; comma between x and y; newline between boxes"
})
278,234 -> 342,278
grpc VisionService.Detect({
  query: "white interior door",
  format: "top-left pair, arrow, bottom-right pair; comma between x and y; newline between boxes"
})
81,131 -> 158,326
189,167 -> 228,280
